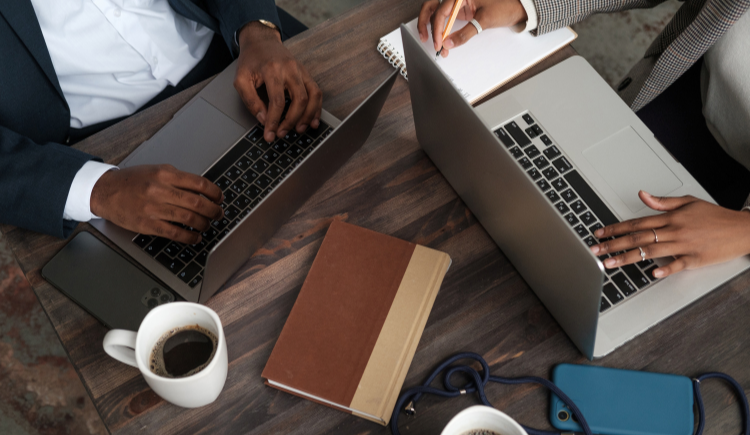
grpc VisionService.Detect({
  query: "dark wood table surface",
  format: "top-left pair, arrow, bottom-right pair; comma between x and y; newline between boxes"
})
3,0 -> 749,433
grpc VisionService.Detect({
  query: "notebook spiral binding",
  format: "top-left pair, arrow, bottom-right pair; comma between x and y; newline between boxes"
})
377,40 -> 408,80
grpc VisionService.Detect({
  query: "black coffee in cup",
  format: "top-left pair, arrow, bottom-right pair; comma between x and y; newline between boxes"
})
460,431 -> 503,435
150,324 -> 217,378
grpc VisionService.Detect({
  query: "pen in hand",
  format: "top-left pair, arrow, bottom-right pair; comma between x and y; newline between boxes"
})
436,0 -> 465,58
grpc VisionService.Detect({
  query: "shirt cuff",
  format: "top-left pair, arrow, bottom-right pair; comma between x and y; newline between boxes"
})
63,161 -> 118,222
518,0 -> 539,32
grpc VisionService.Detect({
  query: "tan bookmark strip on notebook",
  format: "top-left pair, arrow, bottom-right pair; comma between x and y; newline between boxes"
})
349,245 -> 451,421
379,249 -> 450,422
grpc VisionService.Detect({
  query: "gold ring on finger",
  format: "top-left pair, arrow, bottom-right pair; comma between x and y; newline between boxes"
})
652,228 -> 658,243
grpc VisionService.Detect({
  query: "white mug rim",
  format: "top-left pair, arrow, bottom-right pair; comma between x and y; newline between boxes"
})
134,302 -> 224,384
442,405 -> 528,435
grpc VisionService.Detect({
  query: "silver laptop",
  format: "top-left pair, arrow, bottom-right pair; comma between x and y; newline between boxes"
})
401,24 -> 750,359
92,63 -> 397,304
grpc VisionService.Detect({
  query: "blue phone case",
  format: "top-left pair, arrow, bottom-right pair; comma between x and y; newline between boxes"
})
550,364 -> 694,435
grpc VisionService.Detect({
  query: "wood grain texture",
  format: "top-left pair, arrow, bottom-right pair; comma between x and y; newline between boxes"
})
3,0 -> 748,433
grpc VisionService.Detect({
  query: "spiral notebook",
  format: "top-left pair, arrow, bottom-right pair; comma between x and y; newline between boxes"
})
377,19 -> 576,103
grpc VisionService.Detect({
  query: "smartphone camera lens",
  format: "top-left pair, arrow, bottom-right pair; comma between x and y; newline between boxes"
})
147,298 -> 158,308
160,294 -> 170,302
557,410 -> 570,422
150,287 -> 160,297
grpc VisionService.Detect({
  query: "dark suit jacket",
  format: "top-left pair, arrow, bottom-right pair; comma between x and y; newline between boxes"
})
0,0 -> 280,238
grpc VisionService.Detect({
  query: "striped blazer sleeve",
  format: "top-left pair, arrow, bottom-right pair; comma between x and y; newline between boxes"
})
531,0 -> 670,36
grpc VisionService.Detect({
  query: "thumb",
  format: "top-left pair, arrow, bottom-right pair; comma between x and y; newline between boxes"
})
639,191 -> 695,211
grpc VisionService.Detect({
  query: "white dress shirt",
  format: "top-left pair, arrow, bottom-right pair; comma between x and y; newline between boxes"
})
29,0 -> 214,222
519,0 -> 539,32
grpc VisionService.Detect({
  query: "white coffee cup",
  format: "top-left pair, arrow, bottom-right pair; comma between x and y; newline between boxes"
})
102,302 -> 228,408
441,405 -> 529,435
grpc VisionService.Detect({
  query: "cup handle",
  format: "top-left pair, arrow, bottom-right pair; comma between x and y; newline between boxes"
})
103,329 -> 138,368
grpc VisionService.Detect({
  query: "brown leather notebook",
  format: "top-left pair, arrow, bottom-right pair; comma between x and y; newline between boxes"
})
261,220 -> 451,425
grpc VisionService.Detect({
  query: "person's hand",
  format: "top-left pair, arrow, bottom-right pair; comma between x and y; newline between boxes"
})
589,191 -> 750,279
234,21 -> 323,143
90,165 -> 224,244
417,0 -> 528,57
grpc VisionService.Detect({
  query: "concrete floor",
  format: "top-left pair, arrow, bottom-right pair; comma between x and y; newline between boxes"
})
568,0 -> 681,86
0,1 -> 682,434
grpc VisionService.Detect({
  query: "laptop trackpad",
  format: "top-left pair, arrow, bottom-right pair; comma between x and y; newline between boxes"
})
583,127 -> 682,213
123,98 -> 247,175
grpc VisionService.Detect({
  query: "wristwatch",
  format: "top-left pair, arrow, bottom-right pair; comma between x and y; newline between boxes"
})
233,20 -> 281,55
257,19 -> 279,32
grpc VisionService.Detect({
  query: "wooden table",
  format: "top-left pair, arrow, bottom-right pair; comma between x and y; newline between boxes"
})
4,0 -> 749,433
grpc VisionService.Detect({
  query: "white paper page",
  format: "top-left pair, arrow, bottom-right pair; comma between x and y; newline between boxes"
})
379,18 -> 576,103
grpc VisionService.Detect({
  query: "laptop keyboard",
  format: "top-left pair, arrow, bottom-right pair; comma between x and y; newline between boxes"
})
132,102 -> 333,290
494,112 -> 661,314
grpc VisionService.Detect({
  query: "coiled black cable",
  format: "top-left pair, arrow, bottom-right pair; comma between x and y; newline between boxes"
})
390,353 -> 749,435
389,352 -> 592,435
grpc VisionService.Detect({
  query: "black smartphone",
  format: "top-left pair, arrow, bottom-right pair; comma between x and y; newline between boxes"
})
42,231 -> 176,331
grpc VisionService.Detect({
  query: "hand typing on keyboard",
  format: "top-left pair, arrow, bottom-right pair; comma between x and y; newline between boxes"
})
131,121 -> 334,287
589,191 -> 750,279
91,165 -> 224,245
234,21 -> 323,143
